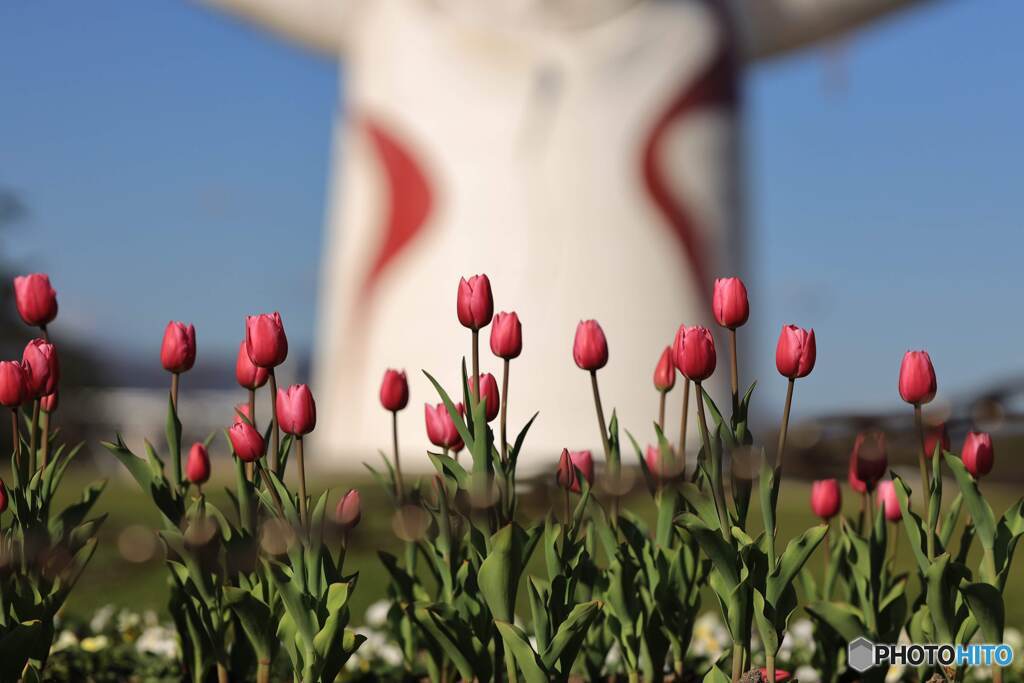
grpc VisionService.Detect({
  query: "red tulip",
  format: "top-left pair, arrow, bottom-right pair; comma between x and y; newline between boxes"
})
379,369 -> 410,412
468,373 -> 500,422
556,448 -> 577,492
0,361 -> 27,408
923,423 -> 950,460
810,479 -> 842,520
14,274 -> 58,327
425,402 -> 464,450
186,442 -> 211,485
676,326 -> 716,382
22,338 -> 59,398
898,350 -> 936,405
573,320 -> 608,371
235,341 -> 269,390
490,311 -> 522,360
713,277 -> 749,329
566,450 -> 594,494
41,390 -> 58,413
760,670 -> 791,683
848,457 -> 867,495
850,431 -> 887,491
775,325 -> 816,380
228,421 -> 264,462
961,431 -> 994,478
653,346 -> 675,392
0,479 -> 7,513
276,384 -> 316,436
233,402 -> 252,425
245,312 -> 288,368
160,321 -> 196,374
336,489 -> 361,530
457,274 -> 494,330
672,325 -> 687,370
876,480 -> 902,522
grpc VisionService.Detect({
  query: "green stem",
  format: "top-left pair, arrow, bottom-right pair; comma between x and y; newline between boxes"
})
392,410 -> 405,502
269,370 -> 280,475
500,358 -> 510,465
40,409 -> 50,470
914,403 -> 934,560
171,372 -> 182,487
679,378 -> 690,479
776,379 -> 794,473
695,382 -> 730,543
247,388 -> 256,481
731,645 -> 744,683
766,652 -> 776,683
28,400 -> 39,474
296,436 -> 308,530
729,327 -> 739,417
658,390 -> 666,432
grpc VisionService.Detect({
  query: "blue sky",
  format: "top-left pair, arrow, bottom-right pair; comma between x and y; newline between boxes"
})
1,1 -> 1021,416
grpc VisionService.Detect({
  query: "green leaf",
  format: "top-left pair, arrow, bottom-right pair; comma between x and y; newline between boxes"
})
541,600 -> 602,671
891,474 -> 930,575
769,524 -> 827,605
223,587 -> 273,661
944,453 -> 996,550
479,524 -> 532,623
495,621 -> 549,683
805,601 -> 865,642
961,582 -> 1004,645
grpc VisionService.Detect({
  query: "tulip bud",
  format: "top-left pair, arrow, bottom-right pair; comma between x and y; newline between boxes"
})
653,346 -> 675,392
235,341 -> 269,390
490,311 -> 522,360
850,431 -> 887,491
22,338 -> 59,398
186,442 -> 211,485
645,445 -> 663,480
0,479 -> 7,513
775,325 -> 816,380
556,448 -> 577,491
876,480 -> 902,522
572,320 -> 608,371
0,361 -> 28,408
233,402 -> 252,425
898,350 -> 936,405
379,369 -> 410,412
160,321 -> 196,374
848,457 -> 867,495
923,423 -> 950,460
561,450 -> 594,494
276,384 -> 316,436
713,277 -> 749,329
245,312 -> 288,368
810,479 -> 842,520
425,402 -> 464,450
228,421 -> 264,462
14,273 -> 58,327
336,489 -> 361,530
456,274 -> 494,330
468,373 -> 500,422
760,670 -> 791,683
41,390 -> 58,413
961,431 -> 994,478
672,324 -> 687,370
676,326 -> 716,382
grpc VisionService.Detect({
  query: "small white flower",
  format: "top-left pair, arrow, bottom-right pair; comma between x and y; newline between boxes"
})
791,620 -> 814,646
51,630 -> 79,654
364,600 -> 391,628
1004,628 -> 1022,652
973,666 -> 993,681
379,643 -> 403,667
81,635 -> 111,653
89,605 -> 116,633
795,665 -> 820,683
136,625 -> 180,660
604,641 -> 622,666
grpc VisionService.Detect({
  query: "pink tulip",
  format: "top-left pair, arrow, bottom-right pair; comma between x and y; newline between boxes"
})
923,423 -> 950,459
160,321 -> 196,374
556,448 -> 578,492
0,479 -> 7,513
245,312 -> 288,368
573,320 -> 608,371
961,431 -> 994,478
425,402 -> 464,451
490,311 -> 522,360
713,277 -> 749,329
41,390 -> 58,413
851,431 -> 888,490
456,274 -> 494,330
276,384 -> 316,436
379,369 -> 410,412
810,479 -> 842,520
235,341 -> 269,390
676,326 -> 716,382
567,450 -> 594,494
848,457 -> 867,495
336,489 -> 361,530
899,350 -> 936,405
876,480 -> 902,522
22,338 -> 59,398
468,373 -> 500,422
761,670 -> 791,683
228,421 -> 264,462
0,361 -> 27,408
233,402 -> 252,425
186,442 -> 211,485
653,346 -> 675,392
14,274 -> 57,327
775,325 -> 816,380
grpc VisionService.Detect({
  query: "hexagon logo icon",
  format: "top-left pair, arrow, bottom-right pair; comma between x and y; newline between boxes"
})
848,637 -> 876,672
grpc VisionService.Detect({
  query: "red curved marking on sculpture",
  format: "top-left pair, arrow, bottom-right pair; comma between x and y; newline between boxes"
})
640,24 -> 738,308
359,118 -> 434,309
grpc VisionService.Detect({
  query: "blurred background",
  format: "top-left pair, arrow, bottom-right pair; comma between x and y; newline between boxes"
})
2,0 -> 1023,619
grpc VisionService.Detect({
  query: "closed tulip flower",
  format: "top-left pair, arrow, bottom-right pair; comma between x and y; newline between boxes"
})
425,402 -> 464,450
876,480 -> 903,522
233,402 -> 252,425
567,450 -> 594,494
0,361 -> 27,408
645,444 -> 664,481
573,320 -> 608,371
245,312 -> 288,368
457,274 -> 494,330
379,369 -> 410,412
228,421 -> 264,462
761,671 -> 791,683
336,489 -> 362,530
41,390 -> 58,413
898,350 -> 936,405
235,341 -> 269,390
556,449 -> 577,491
653,346 -> 675,392
277,384 -> 316,436
0,479 -> 6,513
923,423 -> 950,459
160,321 -> 196,374
14,273 -> 58,327
810,479 -> 842,520
848,457 -> 868,495
713,277 -> 749,329
468,373 -> 500,422
961,431 -> 994,478
851,431 -> 887,490
677,326 -> 716,381
775,325 -> 816,379
186,443 -> 211,485
22,338 -> 59,398
490,311 -> 522,359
